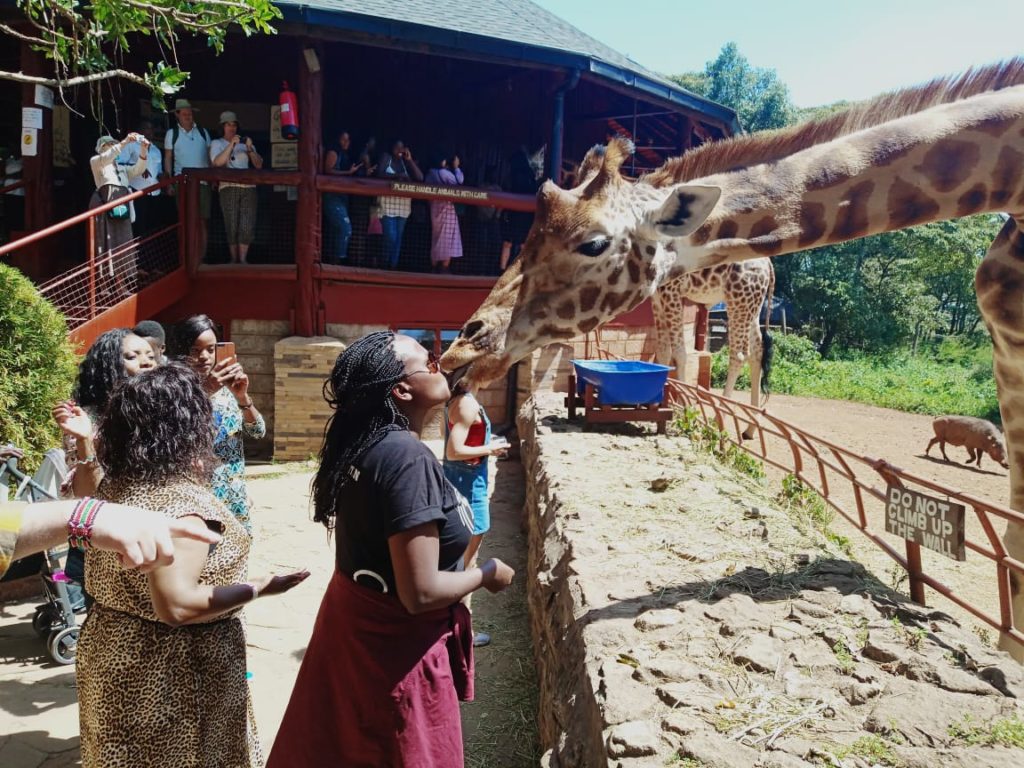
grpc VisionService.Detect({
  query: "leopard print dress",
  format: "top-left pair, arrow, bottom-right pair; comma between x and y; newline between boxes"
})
77,477 -> 263,767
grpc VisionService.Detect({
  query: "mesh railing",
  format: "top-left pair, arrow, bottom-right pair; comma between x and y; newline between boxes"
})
593,342 -> 1024,651
37,223 -> 180,330
317,174 -> 535,276
0,177 -> 183,331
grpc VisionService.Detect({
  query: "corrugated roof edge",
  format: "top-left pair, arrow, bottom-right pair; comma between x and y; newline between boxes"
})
279,5 -> 740,134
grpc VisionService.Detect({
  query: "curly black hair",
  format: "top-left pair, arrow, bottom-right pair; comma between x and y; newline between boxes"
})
166,314 -> 217,359
312,331 -> 409,529
98,363 -> 214,484
74,328 -> 135,409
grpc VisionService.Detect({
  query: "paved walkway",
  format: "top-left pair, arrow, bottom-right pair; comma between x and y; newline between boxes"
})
0,449 -> 535,766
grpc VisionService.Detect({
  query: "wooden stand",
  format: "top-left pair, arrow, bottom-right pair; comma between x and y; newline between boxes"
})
564,373 -> 672,435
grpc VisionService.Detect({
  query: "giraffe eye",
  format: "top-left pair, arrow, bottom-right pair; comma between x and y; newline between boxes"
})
577,237 -> 612,258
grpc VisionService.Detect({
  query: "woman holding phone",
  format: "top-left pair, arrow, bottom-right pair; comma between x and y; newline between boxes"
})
168,315 -> 265,536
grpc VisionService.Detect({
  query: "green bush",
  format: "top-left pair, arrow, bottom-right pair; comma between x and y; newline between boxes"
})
0,263 -> 78,472
711,332 -> 999,422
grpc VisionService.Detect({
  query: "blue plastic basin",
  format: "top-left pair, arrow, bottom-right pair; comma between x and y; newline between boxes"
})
572,359 -> 672,406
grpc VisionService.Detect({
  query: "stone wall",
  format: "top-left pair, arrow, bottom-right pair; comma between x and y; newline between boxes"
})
231,319 -> 290,459
273,336 -> 346,461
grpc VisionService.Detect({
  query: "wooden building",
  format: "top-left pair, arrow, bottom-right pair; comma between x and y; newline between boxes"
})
0,0 -> 736,455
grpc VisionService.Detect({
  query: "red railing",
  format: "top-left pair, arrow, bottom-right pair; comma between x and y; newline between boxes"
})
595,345 -> 1024,650
2,176 -> 185,332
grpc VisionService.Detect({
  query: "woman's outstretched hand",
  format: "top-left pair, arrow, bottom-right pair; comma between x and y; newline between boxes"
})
480,558 -> 514,593
253,570 -> 312,597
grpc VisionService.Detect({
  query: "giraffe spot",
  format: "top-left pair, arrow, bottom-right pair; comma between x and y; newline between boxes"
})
716,220 -> 739,240
578,318 -> 600,335
608,266 -> 623,286
748,215 -> 781,256
830,180 -> 875,240
579,285 -> 601,313
691,223 -> 713,246
555,300 -> 576,320
645,245 -> 656,256
645,263 -> 658,282
539,323 -> 578,341
916,140 -> 980,193
974,115 -> 1015,138
957,183 -> 988,217
872,135 -> 919,167
601,290 -> 630,314
627,259 -> 641,284
989,146 -> 1024,208
888,177 -> 940,229
806,165 -> 850,191
529,303 -> 548,322
797,202 -> 827,247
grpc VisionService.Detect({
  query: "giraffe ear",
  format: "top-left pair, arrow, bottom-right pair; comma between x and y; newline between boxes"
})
648,185 -> 722,238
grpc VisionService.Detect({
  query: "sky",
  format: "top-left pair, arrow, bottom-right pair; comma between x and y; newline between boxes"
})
534,0 -> 1024,107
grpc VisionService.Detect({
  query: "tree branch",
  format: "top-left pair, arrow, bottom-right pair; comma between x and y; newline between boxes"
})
0,68 -> 148,89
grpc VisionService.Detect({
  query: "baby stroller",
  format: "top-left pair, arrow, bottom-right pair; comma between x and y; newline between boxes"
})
0,449 -> 84,664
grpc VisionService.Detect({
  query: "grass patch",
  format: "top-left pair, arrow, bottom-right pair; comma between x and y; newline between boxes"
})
675,407 -> 766,481
712,334 -> 999,422
776,474 -> 852,556
948,714 -> 1024,749
827,735 -> 903,767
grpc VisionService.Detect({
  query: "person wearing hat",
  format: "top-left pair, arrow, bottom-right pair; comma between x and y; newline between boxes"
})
89,132 -> 149,296
163,98 -> 212,259
210,110 -> 263,264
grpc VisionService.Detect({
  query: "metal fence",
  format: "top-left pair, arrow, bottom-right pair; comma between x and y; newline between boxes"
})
593,343 -> 1024,651
0,178 -> 183,331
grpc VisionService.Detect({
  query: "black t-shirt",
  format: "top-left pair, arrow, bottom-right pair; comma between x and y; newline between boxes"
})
335,430 -> 474,593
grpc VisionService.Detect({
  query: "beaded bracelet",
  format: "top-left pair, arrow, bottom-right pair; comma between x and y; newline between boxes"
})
68,497 -> 105,550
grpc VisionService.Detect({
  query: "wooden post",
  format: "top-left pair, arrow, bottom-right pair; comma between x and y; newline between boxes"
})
294,40 -> 323,336
20,43 -> 54,233
905,540 -> 926,605
695,303 -> 709,352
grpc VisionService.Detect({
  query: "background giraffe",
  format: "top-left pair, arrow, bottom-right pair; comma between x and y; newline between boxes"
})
652,259 -> 775,411
442,60 -> 1024,658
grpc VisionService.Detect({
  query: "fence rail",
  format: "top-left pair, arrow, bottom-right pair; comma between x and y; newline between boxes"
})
595,345 -> 1024,650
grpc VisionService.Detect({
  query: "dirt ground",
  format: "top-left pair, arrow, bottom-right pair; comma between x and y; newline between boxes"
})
0,449 -> 538,767
751,391 -> 1013,642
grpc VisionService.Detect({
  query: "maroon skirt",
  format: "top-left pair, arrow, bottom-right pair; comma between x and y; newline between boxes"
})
267,571 -> 474,768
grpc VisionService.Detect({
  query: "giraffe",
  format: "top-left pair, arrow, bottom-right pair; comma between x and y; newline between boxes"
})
652,258 -> 775,412
440,59 -> 1024,659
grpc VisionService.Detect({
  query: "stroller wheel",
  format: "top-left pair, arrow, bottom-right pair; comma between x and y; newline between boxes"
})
48,626 -> 79,665
32,606 -> 60,637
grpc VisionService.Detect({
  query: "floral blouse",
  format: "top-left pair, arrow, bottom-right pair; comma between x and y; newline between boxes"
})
211,387 -> 265,535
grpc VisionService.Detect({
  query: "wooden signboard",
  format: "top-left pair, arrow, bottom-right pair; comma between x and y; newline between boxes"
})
884,485 -> 966,561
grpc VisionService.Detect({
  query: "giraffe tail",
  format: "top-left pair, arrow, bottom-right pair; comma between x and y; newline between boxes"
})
760,262 -> 776,398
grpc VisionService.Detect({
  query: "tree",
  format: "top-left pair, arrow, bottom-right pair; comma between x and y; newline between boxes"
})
0,263 -> 78,472
669,42 -> 796,132
0,0 -> 280,108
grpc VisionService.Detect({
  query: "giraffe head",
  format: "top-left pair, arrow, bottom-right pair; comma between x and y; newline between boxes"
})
441,138 -> 720,385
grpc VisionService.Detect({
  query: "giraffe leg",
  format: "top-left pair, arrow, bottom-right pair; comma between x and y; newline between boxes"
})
722,307 -> 751,401
741,321 -> 764,440
976,216 -> 1024,661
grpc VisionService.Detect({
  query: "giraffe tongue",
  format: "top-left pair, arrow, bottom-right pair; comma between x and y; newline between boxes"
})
446,364 -> 471,392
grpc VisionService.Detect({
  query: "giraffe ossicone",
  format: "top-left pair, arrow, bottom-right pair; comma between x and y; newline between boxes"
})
440,58 -> 1024,661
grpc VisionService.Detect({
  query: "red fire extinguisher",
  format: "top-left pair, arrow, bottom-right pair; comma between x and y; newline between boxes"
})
279,81 -> 299,140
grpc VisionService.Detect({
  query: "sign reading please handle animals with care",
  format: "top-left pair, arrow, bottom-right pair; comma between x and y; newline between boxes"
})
884,485 -> 966,561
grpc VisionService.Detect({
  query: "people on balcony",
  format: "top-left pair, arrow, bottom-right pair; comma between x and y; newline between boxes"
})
323,130 -> 361,264
164,99 -> 212,261
499,144 -> 544,272
375,139 -> 423,269
425,152 -> 465,274
117,119 -> 164,239
210,111 -> 263,265
89,133 -> 149,297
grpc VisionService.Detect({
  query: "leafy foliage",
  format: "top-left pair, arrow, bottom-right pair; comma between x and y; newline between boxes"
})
675,407 -> 765,480
668,42 -> 796,132
0,264 -> 79,473
2,0 -> 281,109
711,333 -> 999,422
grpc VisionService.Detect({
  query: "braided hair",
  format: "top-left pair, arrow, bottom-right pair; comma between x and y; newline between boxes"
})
312,331 -> 410,529
74,328 -> 134,409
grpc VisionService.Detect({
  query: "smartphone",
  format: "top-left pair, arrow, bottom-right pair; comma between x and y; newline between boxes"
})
215,341 -> 236,365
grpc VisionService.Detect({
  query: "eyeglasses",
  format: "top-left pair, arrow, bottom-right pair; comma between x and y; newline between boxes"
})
403,350 -> 440,378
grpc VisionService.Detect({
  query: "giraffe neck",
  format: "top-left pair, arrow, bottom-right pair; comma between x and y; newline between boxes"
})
667,84 -> 1024,279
